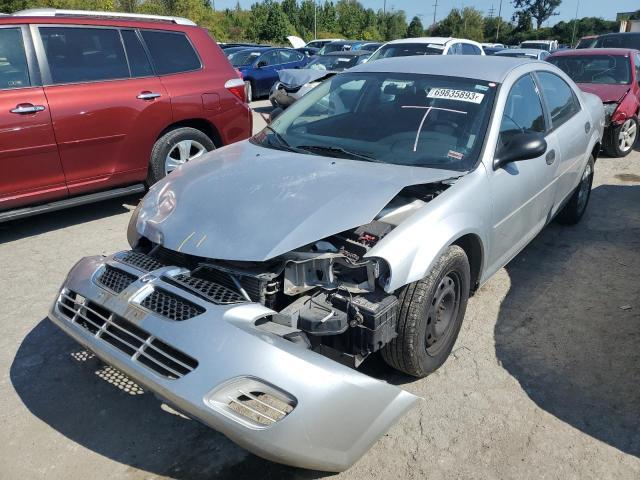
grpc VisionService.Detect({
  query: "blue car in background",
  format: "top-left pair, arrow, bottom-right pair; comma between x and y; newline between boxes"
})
229,47 -> 309,102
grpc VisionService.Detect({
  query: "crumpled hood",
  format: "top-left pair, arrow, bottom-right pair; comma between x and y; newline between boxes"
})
577,83 -> 630,103
136,141 -> 460,261
278,68 -> 335,87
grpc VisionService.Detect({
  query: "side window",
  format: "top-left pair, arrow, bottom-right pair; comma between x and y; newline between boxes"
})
635,54 -> 640,82
0,28 -> 30,89
121,30 -> 153,77
447,43 -> 461,55
499,74 -> 546,148
279,50 -> 302,63
39,27 -> 129,84
536,71 -> 580,129
259,51 -> 280,66
461,43 -> 480,55
140,31 -> 200,75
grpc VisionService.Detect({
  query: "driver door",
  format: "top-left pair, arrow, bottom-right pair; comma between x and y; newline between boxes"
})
486,73 -> 561,274
254,50 -> 281,98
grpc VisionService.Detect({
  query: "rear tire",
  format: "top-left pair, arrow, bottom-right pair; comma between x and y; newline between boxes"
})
604,116 -> 638,157
556,155 -> 594,225
147,127 -> 214,185
382,246 -> 470,378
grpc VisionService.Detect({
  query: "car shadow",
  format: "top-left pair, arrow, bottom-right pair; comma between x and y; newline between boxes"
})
10,318 -> 329,479
494,183 -> 640,458
0,194 -> 141,244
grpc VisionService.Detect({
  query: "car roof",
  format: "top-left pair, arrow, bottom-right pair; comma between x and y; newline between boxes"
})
496,48 -> 545,55
549,47 -> 636,57
385,37 -> 453,45
352,55 -> 544,83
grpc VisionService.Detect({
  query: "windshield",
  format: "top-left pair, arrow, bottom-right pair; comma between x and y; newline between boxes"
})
548,55 -> 631,85
595,34 -> 640,49
520,42 -> 550,51
318,43 -> 353,55
229,50 -> 262,67
252,72 -> 497,171
307,54 -> 361,71
576,37 -> 597,49
368,43 -> 444,62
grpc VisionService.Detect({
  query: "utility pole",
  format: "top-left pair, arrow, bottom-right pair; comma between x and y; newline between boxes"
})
432,0 -> 438,26
314,0 -> 317,40
495,0 -> 503,42
488,5 -> 495,19
383,0 -> 387,16
571,0 -> 580,46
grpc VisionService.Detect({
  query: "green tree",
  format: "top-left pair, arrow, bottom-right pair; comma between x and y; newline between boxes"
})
406,15 -> 424,37
512,0 -> 561,29
433,7 -> 483,42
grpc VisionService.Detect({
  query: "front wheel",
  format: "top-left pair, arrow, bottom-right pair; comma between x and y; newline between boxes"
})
604,116 -> 638,157
382,245 -> 470,378
556,154 -> 594,225
147,127 -> 214,185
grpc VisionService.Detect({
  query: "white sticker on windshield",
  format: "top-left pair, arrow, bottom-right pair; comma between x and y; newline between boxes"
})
427,88 -> 485,104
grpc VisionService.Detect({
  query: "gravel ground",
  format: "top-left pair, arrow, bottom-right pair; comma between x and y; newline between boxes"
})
1,101 -> 638,479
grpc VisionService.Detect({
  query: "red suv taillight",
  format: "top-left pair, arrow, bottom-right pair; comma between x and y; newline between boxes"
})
225,78 -> 246,103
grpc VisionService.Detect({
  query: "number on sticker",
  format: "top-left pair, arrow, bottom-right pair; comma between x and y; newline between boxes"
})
427,88 -> 485,104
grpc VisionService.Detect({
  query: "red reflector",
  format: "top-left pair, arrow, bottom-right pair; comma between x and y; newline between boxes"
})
225,78 -> 246,103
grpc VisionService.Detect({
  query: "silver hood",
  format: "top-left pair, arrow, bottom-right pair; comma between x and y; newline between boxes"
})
135,140 -> 460,261
278,68 -> 335,87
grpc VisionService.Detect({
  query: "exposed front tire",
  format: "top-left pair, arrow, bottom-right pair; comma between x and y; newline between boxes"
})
604,116 -> 638,157
244,80 -> 253,103
556,154 -> 594,225
382,245 -> 470,378
147,127 -> 214,185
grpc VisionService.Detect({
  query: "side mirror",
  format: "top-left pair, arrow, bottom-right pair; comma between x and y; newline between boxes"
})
494,132 -> 547,169
269,107 -> 284,123
256,60 -> 267,68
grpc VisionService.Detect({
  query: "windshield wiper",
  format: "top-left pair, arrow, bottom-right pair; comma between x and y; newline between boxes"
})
295,145 -> 382,163
263,126 -> 301,153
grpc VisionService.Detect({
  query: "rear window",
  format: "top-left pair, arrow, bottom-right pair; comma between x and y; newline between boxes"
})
595,34 -> 640,49
368,43 -> 444,62
39,27 -> 129,84
141,31 -> 201,75
0,28 -> 30,89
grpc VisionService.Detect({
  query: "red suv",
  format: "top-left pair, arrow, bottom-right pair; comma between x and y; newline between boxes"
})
0,9 -> 251,221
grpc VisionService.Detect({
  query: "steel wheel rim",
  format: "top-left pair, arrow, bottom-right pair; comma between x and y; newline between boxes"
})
425,272 -> 461,355
576,160 -> 592,213
165,140 -> 206,175
618,119 -> 637,152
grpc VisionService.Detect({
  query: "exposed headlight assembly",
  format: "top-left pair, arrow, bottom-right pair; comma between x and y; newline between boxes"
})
603,102 -> 618,123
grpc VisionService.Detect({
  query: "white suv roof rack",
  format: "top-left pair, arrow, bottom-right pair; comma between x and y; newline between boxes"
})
12,8 -> 197,26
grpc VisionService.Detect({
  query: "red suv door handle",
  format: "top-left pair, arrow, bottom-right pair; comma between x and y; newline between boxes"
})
10,103 -> 46,114
137,92 -> 162,100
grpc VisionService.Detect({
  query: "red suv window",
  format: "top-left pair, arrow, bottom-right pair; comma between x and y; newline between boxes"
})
140,30 -> 201,75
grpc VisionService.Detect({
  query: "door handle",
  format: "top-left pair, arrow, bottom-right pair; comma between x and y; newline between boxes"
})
545,149 -> 556,165
10,103 -> 46,114
137,92 -> 161,100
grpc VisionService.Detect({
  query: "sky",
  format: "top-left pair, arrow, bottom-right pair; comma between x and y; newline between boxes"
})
212,0 -> 640,27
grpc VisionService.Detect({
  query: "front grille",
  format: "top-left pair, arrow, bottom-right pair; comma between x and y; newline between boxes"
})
140,288 -> 204,321
97,266 -> 137,294
228,390 -> 294,426
118,251 -> 166,272
195,266 -> 273,303
58,291 -> 198,379
170,274 -> 246,305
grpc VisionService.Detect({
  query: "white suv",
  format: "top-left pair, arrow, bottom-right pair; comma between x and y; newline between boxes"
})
368,36 -> 485,62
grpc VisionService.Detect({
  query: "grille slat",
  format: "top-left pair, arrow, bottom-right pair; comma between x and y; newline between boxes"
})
170,274 -> 246,305
96,266 -> 138,294
118,251 -> 166,272
140,288 -> 204,321
58,291 -> 198,379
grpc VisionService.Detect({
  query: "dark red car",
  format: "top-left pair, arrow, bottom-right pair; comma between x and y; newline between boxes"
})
0,9 -> 251,221
548,48 -> 640,157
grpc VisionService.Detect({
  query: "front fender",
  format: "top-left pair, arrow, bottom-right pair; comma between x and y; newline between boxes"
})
369,166 -> 491,292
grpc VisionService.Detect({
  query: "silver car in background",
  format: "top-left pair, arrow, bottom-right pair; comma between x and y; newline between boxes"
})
49,56 -> 604,472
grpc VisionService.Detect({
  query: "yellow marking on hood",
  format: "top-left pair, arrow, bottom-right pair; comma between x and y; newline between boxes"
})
177,231 -> 196,252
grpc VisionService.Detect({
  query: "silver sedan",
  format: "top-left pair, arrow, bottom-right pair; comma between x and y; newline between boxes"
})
49,56 -> 604,472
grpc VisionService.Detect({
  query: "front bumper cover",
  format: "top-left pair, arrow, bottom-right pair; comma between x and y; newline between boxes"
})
49,253 -> 420,472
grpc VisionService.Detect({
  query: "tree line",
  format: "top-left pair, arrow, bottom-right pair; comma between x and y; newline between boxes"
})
1,0 -> 633,46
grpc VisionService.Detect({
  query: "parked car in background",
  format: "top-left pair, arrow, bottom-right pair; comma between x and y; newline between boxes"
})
482,46 -> 504,55
482,42 -> 505,49
548,48 -> 640,157
296,46 -> 319,57
0,9 -> 251,222
49,55 -> 603,473
222,45 -> 256,58
269,51 -> 371,108
368,37 -> 485,62
228,47 -> 309,102
287,36 -> 344,50
494,48 -> 551,60
219,42 -> 266,49
357,42 -> 383,52
576,35 -> 598,49
519,40 -> 558,51
594,32 -> 640,50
